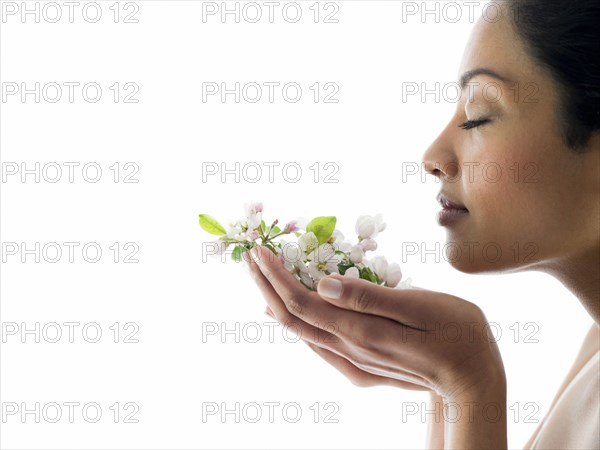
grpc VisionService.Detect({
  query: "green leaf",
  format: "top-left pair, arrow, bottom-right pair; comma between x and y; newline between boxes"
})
270,226 -> 282,235
306,216 -> 337,245
294,232 -> 302,237
337,262 -> 355,276
359,267 -> 382,284
199,214 -> 227,236
231,245 -> 244,262
260,220 -> 266,232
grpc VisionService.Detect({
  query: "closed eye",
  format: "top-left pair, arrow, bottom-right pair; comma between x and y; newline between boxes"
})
458,118 -> 491,130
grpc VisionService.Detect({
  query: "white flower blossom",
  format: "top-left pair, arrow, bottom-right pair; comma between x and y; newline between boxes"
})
349,245 -> 364,264
344,267 -> 360,278
201,202 -> 407,292
330,229 -> 344,242
244,202 -> 263,230
358,238 -> 377,252
306,244 -> 343,282
385,262 -> 403,288
298,232 -> 319,258
278,239 -> 313,288
355,214 -> 386,240
278,239 -> 302,264
369,256 -> 403,287
369,255 -> 388,280
226,223 -> 244,240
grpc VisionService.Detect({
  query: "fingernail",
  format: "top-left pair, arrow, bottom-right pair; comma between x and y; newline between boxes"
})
318,277 -> 343,299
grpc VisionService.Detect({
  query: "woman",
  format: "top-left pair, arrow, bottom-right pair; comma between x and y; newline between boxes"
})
245,0 -> 600,447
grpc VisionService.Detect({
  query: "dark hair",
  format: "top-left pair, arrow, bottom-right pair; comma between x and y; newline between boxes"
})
506,0 -> 600,152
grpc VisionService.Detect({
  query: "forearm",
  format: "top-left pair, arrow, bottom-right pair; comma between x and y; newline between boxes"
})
425,392 -> 445,449
443,385 -> 507,450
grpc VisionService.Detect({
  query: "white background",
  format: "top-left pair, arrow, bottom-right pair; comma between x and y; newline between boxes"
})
0,1 -> 594,449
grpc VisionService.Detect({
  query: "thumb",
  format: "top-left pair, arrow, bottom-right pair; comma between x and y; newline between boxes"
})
317,274 -> 433,325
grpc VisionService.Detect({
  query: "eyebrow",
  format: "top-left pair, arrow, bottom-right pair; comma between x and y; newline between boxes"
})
459,68 -> 511,88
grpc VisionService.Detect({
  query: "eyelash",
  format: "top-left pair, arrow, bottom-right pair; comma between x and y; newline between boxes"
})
458,118 -> 491,130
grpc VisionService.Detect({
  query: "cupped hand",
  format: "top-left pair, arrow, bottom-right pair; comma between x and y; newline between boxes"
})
245,246 -> 505,401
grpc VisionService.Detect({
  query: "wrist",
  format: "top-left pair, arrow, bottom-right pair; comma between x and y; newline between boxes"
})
444,387 -> 507,425
441,375 -> 507,450
445,359 -> 507,403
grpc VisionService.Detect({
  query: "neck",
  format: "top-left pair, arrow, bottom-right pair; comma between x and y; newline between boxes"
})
542,243 -> 600,325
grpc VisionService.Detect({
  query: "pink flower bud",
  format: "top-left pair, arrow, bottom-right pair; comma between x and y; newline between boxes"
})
284,221 -> 299,233
246,230 -> 260,241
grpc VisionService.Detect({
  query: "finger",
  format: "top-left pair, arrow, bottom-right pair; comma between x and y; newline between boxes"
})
250,246 -> 355,333
251,265 -> 414,372
316,274 -> 451,327
257,265 -> 429,385
304,341 -> 430,391
250,247 -> 424,350
247,256 -> 342,347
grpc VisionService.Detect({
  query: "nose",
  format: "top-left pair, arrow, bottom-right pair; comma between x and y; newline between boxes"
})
421,127 -> 460,180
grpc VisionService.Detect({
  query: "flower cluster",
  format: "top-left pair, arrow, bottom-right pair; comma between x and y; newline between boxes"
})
199,202 -> 411,291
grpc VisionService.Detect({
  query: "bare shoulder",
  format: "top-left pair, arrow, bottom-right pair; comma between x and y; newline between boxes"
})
580,322 -> 600,355
524,323 -> 600,449
553,322 -> 599,397
554,322 -> 598,389
574,322 -> 600,373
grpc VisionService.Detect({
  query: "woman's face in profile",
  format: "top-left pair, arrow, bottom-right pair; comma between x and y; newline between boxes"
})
422,7 -> 599,275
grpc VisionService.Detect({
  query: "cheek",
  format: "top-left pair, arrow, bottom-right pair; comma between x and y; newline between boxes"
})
468,143 -> 535,209
448,145 -> 555,272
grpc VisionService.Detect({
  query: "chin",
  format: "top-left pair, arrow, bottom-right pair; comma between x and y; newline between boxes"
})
448,257 -> 524,274
443,229 -> 530,274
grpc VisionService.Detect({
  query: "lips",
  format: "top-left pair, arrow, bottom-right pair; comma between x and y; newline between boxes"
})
436,192 -> 468,211
436,192 -> 469,226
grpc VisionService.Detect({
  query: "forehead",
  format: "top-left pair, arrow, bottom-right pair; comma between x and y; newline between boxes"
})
458,11 -> 534,84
